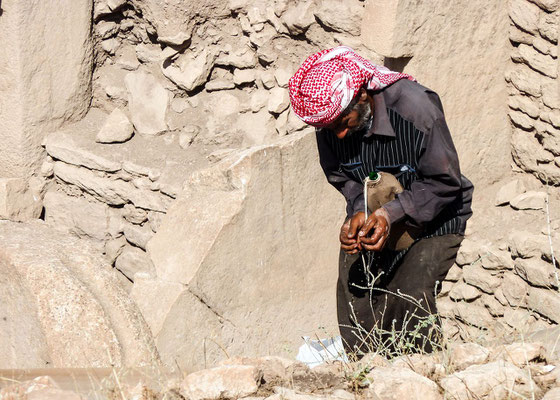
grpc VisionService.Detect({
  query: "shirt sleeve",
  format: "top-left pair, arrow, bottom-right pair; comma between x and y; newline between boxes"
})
315,130 -> 365,219
382,116 -> 463,226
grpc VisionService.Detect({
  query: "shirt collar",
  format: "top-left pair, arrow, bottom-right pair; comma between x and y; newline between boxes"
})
364,89 -> 396,138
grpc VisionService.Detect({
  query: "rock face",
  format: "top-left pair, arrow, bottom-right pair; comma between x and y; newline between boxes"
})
0,220 -> 159,368
145,131 -> 345,369
0,0 -> 93,218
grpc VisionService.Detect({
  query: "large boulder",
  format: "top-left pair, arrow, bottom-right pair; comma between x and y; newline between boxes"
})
142,130 -> 345,369
0,221 -> 159,368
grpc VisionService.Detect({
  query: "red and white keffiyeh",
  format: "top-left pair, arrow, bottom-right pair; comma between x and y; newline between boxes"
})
288,46 -> 415,127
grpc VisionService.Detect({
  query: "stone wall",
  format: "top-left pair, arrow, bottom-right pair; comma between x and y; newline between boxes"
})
437,181 -> 560,341
506,0 -> 560,184
0,0 -> 93,219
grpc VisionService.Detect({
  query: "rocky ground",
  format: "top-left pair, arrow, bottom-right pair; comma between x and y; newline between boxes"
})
2,339 -> 560,400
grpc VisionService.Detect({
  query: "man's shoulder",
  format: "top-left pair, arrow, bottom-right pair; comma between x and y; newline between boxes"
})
382,79 -> 446,133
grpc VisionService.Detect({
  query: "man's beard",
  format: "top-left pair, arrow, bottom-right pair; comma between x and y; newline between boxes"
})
347,101 -> 373,136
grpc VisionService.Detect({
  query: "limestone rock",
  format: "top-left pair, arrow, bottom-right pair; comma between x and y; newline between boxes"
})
180,365 -> 260,400
129,0 -> 230,46
518,44 -> 557,78
125,71 -> 169,136
495,179 -> 526,205
501,271 -> 528,307
0,178 -> 42,222
366,367 -> 442,400
508,95 -> 540,119
441,360 -> 540,400
490,342 -> 545,366
509,110 -> 535,130
105,236 -> 127,264
449,283 -> 481,301
539,12 -> 558,43
0,221 -> 158,368
216,47 -> 258,69
527,286 -> 560,323
115,246 -> 155,281
444,264 -> 463,281
314,0 -> 362,36
529,326 -> 560,361
453,302 -> 495,328
455,239 -> 480,266
44,191 -> 110,241
391,354 -> 437,378
116,46 -> 141,71
274,67 -> 292,88
162,48 -> 217,92
507,64 -> 543,96
448,342 -> 490,371
124,223 -> 154,250
147,131 -> 344,369
509,0 -> 541,34
54,162 -> 172,211
233,68 -> 257,86
509,230 -> 549,258
510,191 -> 547,209
219,356 -> 296,388
482,294 -> 505,316
267,87 -> 290,115
130,278 -> 184,337
45,132 -> 121,172
480,248 -> 514,270
96,108 -> 134,144
462,263 -> 501,294
281,1 -> 315,35
528,0 -> 559,12
515,258 -> 558,287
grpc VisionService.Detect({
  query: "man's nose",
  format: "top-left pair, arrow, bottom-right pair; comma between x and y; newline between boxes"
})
335,127 -> 349,139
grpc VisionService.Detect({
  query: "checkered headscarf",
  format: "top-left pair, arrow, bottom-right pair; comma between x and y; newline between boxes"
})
288,46 -> 415,127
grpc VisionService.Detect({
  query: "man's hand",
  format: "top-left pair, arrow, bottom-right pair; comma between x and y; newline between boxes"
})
358,208 -> 390,252
340,212 -> 365,255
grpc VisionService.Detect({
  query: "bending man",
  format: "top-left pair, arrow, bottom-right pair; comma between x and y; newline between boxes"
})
289,47 -> 474,357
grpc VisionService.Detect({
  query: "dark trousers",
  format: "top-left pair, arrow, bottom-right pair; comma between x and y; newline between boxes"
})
337,234 -> 463,358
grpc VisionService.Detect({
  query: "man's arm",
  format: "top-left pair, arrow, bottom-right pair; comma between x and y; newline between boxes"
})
382,115 -> 463,227
316,130 -> 367,254
315,130 -> 365,218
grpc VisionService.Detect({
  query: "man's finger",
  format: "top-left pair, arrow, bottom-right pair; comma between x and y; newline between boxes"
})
358,214 -> 377,238
348,216 -> 361,239
369,233 -> 387,251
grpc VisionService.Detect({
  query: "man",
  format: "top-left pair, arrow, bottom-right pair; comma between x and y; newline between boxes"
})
288,47 -> 473,357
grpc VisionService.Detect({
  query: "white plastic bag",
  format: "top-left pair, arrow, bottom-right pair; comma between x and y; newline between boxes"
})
295,336 -> 348,368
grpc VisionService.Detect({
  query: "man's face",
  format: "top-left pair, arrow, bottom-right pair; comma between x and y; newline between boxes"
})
327,95 -> 372,140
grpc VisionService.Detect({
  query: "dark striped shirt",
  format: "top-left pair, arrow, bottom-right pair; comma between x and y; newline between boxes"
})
316,79 -> 473,239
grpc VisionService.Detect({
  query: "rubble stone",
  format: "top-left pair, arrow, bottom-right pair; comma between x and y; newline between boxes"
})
481,248 -> 514,270
124,223 -> 154,250
366,367 -> 442,400
441,360 -> 540,400
125,71 -> 169,136
490,342 -> 545,366
115,246 -> 155,281
507,64 -> 543,96
515,258 -> 558,287
528,0 -> 559,12
448,342 -> 490,371
180,365 -> 260,400
518,43 -> 557,78
539,12 -> 559,43
0,178 -> 43,222
454,239 -> 480,266
96,108 -> 134,144
527,286 -> 560,323
314,0 -> 363,36
502,271 -> 529,307
449,283 -> 482,301
511,190 -> 547,210
509,0 -> 541,34
268,87 -> 290,114
44,191 -> 109,241
281,1 -> 315,35
462,263 -> 501,294
162,49 -> 217,92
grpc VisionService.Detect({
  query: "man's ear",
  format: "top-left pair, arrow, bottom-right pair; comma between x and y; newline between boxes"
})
358,88 -> 368,103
